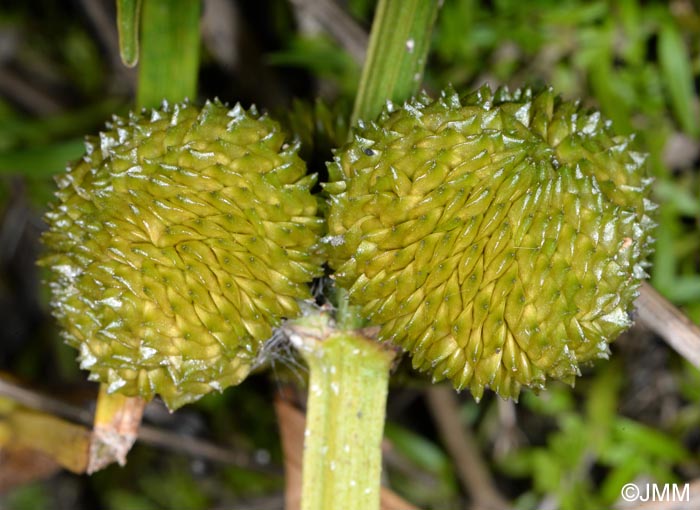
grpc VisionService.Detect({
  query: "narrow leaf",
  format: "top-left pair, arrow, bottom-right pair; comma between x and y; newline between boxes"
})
117,0 -> 142,67
351,0 -> 441,126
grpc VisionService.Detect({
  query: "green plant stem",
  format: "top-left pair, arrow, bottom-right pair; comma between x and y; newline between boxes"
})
351,0 -> 440,126
334,287 -> 365,330
137,0 -> 201,108
292,315 -> 394,510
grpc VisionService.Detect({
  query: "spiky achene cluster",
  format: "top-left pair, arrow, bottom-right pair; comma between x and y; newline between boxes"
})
41,100 -> 323,409
326,87 -> 655,400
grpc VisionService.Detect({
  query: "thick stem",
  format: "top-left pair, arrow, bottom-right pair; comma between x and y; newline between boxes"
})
289,315 -> 395,510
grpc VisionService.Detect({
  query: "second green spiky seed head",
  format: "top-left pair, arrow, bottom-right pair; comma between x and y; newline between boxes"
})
326,87 -> 655,400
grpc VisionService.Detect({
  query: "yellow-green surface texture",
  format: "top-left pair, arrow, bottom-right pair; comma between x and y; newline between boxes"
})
327,86 -> 655,400
41,100 -> 323,409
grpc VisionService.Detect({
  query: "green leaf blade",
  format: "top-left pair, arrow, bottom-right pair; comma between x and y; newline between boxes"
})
117,0 -> 142,67
351,0 -> 441,126
137,0 -> 202,109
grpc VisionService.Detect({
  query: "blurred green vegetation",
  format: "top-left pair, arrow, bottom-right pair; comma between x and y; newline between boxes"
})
0,0 -> 698,509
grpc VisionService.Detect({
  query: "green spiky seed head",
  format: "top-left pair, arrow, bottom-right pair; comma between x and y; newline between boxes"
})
326,87 -> 655,401
41,100 -> 323,409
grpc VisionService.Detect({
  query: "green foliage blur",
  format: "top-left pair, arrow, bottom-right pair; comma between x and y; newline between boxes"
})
0,0 -> 698,509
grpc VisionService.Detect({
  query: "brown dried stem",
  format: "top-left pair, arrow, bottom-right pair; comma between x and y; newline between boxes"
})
636,282 -> 700,368
425,385 -> 511,510
3,407 -> 91,474
0,377 -> 274,473
87,386 -> 146,473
